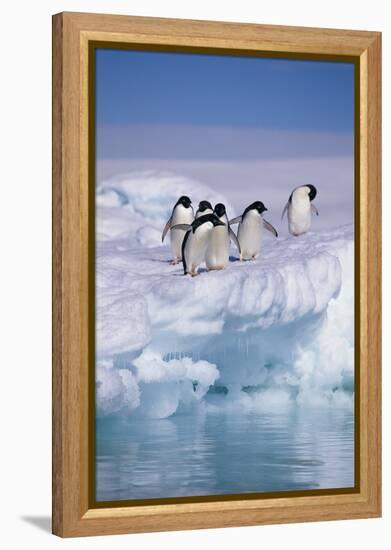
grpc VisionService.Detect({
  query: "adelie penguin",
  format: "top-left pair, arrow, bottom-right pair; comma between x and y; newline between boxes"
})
205,203 -> 241,270
195,200 -> 213,218
230,201 -> 278,261
281,185 -> 319,236
161,195 -> 194,264
171,214 -> 226,276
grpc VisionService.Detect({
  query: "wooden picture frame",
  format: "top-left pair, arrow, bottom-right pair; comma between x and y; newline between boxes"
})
52,11 -> 381,537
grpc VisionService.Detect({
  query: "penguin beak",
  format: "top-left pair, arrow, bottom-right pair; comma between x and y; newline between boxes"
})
217,220 -> 225,226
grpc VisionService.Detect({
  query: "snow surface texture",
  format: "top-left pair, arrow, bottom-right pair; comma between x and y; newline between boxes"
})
96,171 -> 354,419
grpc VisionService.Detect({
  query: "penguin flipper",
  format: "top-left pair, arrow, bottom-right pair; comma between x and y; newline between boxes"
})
161,217 -> 172,242
229,226 -> 241,254
181,230 -> 191,275
311,203 -> 319,216
171,224 -> 192,232
229,216 -> 242,225
263,219 -> 278,238
281,202 -> 289,221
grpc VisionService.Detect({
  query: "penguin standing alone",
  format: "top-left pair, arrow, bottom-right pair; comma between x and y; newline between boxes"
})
205,203 -> 241,270
195,200 -> 213,218
161,195 -> 194,264
281,185 -> 319,236
172,214 -> 225,276
230,201 -> 278,261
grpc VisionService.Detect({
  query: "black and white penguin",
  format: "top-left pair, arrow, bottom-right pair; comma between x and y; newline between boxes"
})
161,195 -> 194,264
195,200 -> 213,218
281,185 -> 319,236
172,214 -> 225,276
205,203 -> 241,270
230,201 -> 278,261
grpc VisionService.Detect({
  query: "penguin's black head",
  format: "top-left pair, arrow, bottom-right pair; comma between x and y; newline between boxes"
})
244,201 -> 267,216
194,213 -> 225,230
307,185 -> 317,201
214,203 -> 226,218
198,200 -> 213,212
211,214 -> 226,227
176,195 -> 192,208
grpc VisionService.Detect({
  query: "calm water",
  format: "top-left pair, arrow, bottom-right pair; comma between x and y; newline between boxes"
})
96,407 -> 354,502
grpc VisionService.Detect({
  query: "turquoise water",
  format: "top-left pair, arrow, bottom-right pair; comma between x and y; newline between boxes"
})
96,407 -> 354,502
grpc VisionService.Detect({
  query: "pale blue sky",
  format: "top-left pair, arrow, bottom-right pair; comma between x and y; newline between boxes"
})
95,49 -> 355,160
96,49 -> 354,130
95,48 -> 355,229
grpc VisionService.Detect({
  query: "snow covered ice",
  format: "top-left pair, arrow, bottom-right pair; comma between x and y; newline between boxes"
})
96,171 -> 355,419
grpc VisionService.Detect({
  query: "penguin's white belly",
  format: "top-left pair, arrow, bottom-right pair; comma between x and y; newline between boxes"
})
170,206 -> 193,259
238,217 -> 262,260
288,201 -> 311,236
170,229 -> 186,259
205,226 -> 229,269
184,225 -> 211,272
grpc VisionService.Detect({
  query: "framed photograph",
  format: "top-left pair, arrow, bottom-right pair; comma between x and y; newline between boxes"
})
52,12 -> 381,537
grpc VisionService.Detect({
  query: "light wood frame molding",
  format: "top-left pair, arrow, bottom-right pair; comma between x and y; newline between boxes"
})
52,11 -> 381,537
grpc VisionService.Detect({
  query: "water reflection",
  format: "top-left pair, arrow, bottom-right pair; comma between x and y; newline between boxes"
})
96,408 -> 354,501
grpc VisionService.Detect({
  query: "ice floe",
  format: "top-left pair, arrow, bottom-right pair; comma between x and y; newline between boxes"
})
96,172 -> 354,418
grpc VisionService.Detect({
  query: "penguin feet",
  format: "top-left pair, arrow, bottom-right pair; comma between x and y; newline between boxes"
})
170,258 -> 180,265
190,271 -> 200,277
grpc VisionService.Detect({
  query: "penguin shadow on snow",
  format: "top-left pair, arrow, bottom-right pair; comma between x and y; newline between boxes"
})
172,259 -> 242,277
148,258 -> 177,264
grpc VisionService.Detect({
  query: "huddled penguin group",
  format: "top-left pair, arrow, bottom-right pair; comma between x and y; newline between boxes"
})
161,185 -> 319,277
